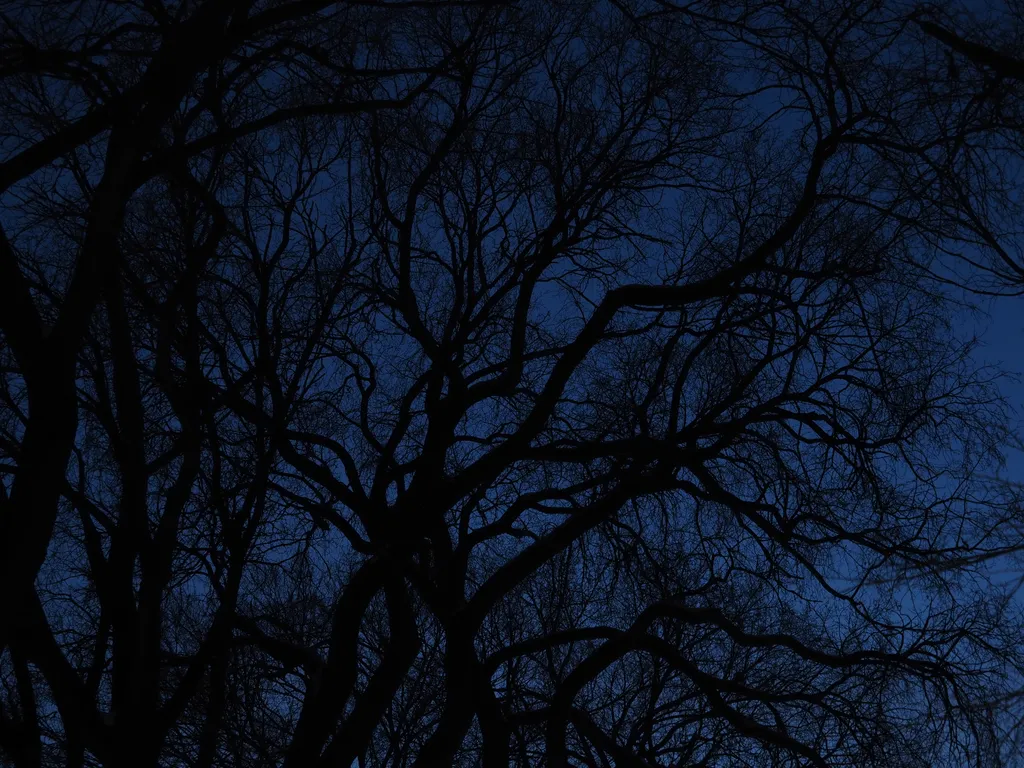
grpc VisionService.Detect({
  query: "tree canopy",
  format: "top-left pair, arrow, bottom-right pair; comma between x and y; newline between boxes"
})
3,0 -> 1024,766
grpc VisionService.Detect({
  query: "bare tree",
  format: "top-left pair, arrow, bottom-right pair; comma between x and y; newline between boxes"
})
2,1 -> 1024,767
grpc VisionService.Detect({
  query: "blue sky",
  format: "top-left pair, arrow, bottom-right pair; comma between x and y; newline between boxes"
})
967,293 -> 1024,478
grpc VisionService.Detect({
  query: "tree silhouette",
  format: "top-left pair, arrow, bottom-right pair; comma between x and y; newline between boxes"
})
2,1 -> 1024,766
